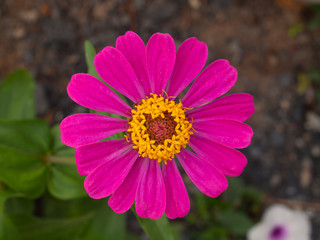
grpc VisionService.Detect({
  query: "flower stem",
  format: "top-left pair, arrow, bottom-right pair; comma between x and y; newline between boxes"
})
48,156 -> 75,164
131,207 -> 176,240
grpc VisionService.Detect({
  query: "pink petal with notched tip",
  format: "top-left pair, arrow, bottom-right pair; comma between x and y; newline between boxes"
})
162,160 -> 190,219
94,46 -> 145,102
182,59 -> 237,108
60,113 -> 128,147
135,159 -> 166,219
166,37 -> 208,98
176,148 -> 228,198
75,139 -> 132,176
146,33 -> 176,95
192,119 -> 253,149
189,134 -> 247,177
187,93 -> 254,123
84,148 -> 139,199
67,73 -> 132,117
108,157 -> 145,214
116,31 -> 151,95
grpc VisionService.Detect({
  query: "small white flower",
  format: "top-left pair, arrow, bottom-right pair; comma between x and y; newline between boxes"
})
247,204 -> 311,240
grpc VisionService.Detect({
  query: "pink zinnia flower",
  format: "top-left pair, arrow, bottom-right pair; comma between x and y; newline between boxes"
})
60,31 -> 254,219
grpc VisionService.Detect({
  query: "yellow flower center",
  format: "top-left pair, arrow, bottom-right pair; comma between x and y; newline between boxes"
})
126,94 -> 193,164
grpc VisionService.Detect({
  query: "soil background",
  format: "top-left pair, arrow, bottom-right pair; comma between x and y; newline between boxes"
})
1,0 -> 320,239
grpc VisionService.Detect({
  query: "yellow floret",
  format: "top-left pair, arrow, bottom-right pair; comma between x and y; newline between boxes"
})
126,94 -> 193,164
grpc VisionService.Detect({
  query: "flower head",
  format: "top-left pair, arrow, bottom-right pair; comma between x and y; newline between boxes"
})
247,204 -> 311,240
60,31 -> 254,219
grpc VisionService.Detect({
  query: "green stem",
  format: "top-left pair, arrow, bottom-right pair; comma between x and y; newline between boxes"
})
131,207 -> 176,240
48,156 -> 75,164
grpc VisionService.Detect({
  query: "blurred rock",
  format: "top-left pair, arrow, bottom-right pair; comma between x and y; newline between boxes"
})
12,26 -> 26,39
305,112 -> 320,132
276,73 -> 295,87
19,9 -> 39,23
229,40 -> 243,64
270,174 -> 282,187
270,131 -> 285,147
188,0 -> 201,9
285,186 -> 297,196
300,158 -> 312,188
93,1 -> 115,20
144,1 -> 176,26
133,0 -> 146,10
311,145 -> 320,157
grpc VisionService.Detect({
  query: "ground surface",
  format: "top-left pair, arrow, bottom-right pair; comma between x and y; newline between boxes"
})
1,0 -> 320,238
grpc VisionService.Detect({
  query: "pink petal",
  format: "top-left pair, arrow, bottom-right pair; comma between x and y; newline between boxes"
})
75,139 -> 133,176
60,113 -> 127,147
189,134 -> 247,177
192,119 -> 253,149
166,37 -> 208,97
84,148 -> 139,199
146,33 -> 176,95
162,160 -> 190,219
116,31 -> 151,95
108,157 -> 145,214
176,148 -> 228,197
187,93 -> 254,122
182,59 -> 237,108
94,46 -> 145,103
135,159 -> 166,219
67,73 -> 132,117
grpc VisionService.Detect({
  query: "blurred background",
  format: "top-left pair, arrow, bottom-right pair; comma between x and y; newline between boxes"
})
0,0 -> 320,239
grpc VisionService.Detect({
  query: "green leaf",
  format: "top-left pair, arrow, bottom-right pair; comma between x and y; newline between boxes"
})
49,124 -> 74,158
215,209 -> 253,236
0,190 -> 30,240
42,195 -> 103,219
0,119 -> 50,198
0,214 -> 18,240
0,70 -> 35,120
4,206 -> 128,240
46,124 -> 86,200
6,213 -> 93,240
0,189 -> 22,213
84,41 -> 128,104
80,206 -> 127,240
224,178 -> 245,204
288,23 -> 304,37
47,164 -> 86,200
84,41 -> 101,80
133,209 -> 176,240
4,197 -> 34,215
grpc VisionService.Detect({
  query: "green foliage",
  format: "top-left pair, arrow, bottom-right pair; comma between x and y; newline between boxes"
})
308,4 -> 320,29
186,178 -> 261,240
133,208 -> 176,240
288,23 -> 304,37
4,213 -> 93,240
289,4 -> 320,37
84,41 -> 101,80
0,69 -> 132,240
80,205 -> 127,240
215,209 -> 253,236
4,197 -> 34,215
0,119 -> 49,198
0,70 -> 35,119
47,164 -> 86,200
